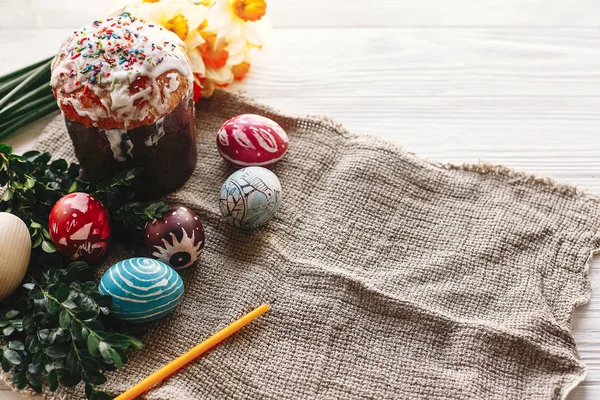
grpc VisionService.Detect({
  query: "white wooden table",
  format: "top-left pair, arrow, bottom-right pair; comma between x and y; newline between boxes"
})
1,1 -> 600,398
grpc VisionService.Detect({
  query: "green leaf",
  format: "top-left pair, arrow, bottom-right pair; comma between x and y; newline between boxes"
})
32,235 -> 43,248
65,349 -> 77,368
11,370 -> 26,389
50,282 -> 70,303
8,341 -> 24,351
22,315 -> 33,331
3,326 -> 15,336
21,150 -> 39,160
41,240 -> 57,253
24,175 -> 36,189
59,368 -> 81,387
26,336 -> 42,353
76,310 -> 97,321
0,144 -> 12,154
47,369 -> 58,392
50,159 -> 68,171
4,310 -> 19,319
80,357 -> 102,372
1,356 -> 11,372
98,342 -> 114,363
33,152 -> 51,165
42,228 -> 51,240
1,188 -> 13,201
62,299 -> 77,309
68,181 -> 78,193
45,298 -> 60,313
38,329 -> 50,342
84,371 -> 107,386
93,390 -> 112,400
128,335 -> 143,351
3,349 -> 22,365
28,374 -> 42,393
45,346 -> 68,359
29,221 -> 42,229
58,310 -> 71,329
87,334 -> 100,357
104,333 -> 133,350
27,362 -> 43,375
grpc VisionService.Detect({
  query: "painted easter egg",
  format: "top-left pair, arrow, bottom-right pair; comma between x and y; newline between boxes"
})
219,167 -> 282,230
49,193 -> 111,263
144,204 -> 205,270
216,114 -> 289,168
0,213 -> 31,301
99,257 -> 184,323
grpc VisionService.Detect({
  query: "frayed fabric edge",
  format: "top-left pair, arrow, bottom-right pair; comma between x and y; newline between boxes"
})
560,241 -> 600,399
442,162 -> 600,205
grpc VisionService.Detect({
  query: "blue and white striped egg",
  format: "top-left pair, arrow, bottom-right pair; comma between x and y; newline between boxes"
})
99,257 -> 184,323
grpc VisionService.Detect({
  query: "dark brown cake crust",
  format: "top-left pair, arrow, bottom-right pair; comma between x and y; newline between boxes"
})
66,96 -> 196,200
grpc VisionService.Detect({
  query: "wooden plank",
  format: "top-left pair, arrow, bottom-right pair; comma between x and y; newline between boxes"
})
267,0 -> 600,28
227,28 -> 600,98
2,28 -> 599,98
1,0 -> 600,28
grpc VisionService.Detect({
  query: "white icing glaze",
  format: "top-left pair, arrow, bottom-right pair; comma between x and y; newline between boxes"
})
51,14 -> 193,129
105,129 -> 133,162
144,116 -> 166,146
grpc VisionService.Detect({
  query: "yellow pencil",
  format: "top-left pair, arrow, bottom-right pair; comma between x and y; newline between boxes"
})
114,304 -> 270,400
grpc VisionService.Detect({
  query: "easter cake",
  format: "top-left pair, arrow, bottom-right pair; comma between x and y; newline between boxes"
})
50,14 -> 196,199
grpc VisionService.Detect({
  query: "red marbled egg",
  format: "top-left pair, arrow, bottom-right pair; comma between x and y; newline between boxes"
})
216,114 -> 289,168
49,193 -> 111,263
144,204 -> 205,270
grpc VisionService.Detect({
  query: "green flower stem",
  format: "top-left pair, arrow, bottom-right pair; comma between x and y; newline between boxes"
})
0,84 -> 54,120
0,76 -> 25,98
0,61 -> 52,110
0,56 -> 54,84
0,101 -> 58,140
0,92 -> 55,123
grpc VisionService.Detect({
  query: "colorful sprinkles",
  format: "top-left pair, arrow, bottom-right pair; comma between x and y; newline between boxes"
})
50,13 -> 193,128
59,13 -> 184,88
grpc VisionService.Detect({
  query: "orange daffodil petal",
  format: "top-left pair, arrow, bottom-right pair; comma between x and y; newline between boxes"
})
231,62 -> 250,80
111,0 -> 271,99
231,0 -> 266,22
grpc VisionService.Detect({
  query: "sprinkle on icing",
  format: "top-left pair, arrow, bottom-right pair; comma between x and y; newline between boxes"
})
51,13 -> 193,129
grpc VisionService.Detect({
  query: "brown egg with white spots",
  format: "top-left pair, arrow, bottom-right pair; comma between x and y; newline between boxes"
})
144,204 -> 205,270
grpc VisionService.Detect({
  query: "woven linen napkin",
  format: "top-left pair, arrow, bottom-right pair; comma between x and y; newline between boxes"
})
13,90 -> 600,399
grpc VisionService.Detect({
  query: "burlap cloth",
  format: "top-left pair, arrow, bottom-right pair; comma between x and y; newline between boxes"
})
13,90 -> 600,399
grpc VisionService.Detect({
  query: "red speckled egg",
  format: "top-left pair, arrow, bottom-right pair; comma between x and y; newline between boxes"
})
49,193 -> 111,263
144,204 -> 205,270
217,114 -> 289,168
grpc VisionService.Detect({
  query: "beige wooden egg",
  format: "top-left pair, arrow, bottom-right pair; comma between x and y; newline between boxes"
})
0,213 -> 31,300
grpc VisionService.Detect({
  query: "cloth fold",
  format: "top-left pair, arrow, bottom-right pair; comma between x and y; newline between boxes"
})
16,90 -> 600,399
